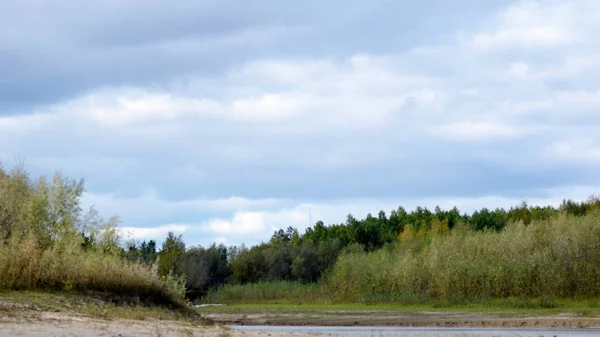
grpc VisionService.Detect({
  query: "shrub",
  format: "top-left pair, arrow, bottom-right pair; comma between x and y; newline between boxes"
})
0,164 -> 187,307
324,212 -> 600,303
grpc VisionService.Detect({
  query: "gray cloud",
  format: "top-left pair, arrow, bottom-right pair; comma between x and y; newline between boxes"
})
1,0 -> 600,246
0,0 -> 510,110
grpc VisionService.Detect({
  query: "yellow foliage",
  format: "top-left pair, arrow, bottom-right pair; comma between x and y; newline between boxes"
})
398,224 -> 415,242
327,212 -> 600,303
430,218 -> 450,237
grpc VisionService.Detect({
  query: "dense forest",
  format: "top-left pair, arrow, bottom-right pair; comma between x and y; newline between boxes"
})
3,164 -> 600,305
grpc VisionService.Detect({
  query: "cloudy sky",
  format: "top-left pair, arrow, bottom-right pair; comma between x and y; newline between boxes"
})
1,0 -> 599,248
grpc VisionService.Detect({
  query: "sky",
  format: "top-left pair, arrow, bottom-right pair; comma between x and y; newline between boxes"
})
1,0 -> 600,248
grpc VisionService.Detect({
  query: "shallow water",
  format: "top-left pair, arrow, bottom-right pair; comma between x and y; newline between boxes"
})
230,325 -> 600,336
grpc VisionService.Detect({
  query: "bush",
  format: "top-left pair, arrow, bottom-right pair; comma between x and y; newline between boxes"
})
324,212 -> 600,303
0,164 -> 187,307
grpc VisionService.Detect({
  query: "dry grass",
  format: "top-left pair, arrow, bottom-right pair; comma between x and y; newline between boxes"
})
0,164 -> 187,309
0,233 -> 187,307
325,212 -> 600,304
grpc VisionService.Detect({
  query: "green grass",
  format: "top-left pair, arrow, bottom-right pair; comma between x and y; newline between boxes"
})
199,280 -> 600,317
200,281 -> 324,304
194,298 -> 600,318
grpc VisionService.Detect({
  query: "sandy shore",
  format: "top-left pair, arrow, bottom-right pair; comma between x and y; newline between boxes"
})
5,309 -> 596,336
0,310 -> 494,337
3,296 -> 600,336
0,317 -> 478,337
0,294 -> 483,336
0,311 -> 319,337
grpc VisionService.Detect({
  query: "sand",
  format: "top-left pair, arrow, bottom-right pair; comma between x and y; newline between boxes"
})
0,311 -> 307,337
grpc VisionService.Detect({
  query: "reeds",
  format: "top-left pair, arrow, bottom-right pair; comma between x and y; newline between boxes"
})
0,232 -> 187,307
325,212 -> 600,303
0,164 -> 186,307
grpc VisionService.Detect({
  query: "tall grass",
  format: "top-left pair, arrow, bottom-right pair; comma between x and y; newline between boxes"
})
0,233 -> 186,306
0,164 -> 187,307
325,212 -> 600,304
201,281 -> 324,304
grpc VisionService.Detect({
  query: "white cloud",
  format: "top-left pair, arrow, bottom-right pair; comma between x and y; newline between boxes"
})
230,92 -> 307,121
86,91 -> 220,127
432,122 -> 525,142
82,191 -> 286,224
554,89 -> 600,110
0,55 -> 433,137
0,53 -> 444,173
508,62 -> 530,77
241,59 -> 337,84
545,139 -> 600,164
560,53 -> 600,76
472,26 -> 573,50
468,1 -> 593,50
205,212 -> 267,235
119,224 -> 189,241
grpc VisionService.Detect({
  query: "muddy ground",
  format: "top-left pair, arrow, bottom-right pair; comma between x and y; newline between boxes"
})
203,309 -> 600,328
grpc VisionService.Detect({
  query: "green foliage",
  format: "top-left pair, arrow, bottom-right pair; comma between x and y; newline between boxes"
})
270,226 -> 298,245
126,240 -> 159,265
0,164 -> 187,307
202,196 -> 599,294
158,231 -> 186,278
6,161 -> 599,309
325,212 -> 600,304
227,239 -> 343,285
201,281 -> 324,304
184,243 -> 230,293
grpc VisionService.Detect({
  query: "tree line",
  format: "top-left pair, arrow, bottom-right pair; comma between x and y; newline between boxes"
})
131,196 -> 600,298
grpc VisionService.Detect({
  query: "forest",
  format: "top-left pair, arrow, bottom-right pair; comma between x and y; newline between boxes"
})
2,164 -> 600,306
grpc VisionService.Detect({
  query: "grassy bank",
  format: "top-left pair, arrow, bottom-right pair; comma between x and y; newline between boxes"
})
0,234 -> 187,307
0,291 -> 208,323
196,297 -> 600,314
0,165 -> 187,309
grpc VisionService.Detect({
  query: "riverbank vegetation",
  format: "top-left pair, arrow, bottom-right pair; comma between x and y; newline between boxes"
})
193,197 -> 600,306
3,162 -> 600,309
325,211 -> 600,304
0,164 -> 187,308
201,210 -> 600,307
